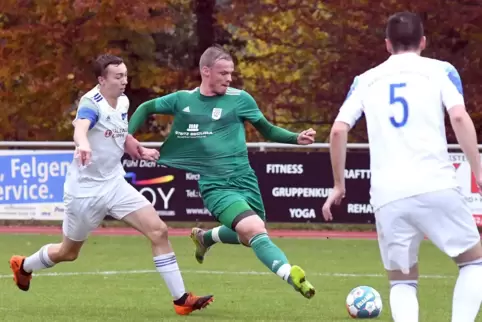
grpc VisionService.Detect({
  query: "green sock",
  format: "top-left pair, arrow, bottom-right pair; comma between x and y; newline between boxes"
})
249,233 -> 292,281
203,226 -> 241,247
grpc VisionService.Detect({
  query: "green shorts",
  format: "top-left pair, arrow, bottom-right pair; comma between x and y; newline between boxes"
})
198,169 -> 266,229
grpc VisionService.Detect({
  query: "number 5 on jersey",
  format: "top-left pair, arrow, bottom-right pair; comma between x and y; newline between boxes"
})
389,83 -> 408,127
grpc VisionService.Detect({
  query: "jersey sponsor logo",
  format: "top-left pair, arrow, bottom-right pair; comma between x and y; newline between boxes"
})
289,208 -> 316,219
187,124 -> 198,132
175,124 -> 213,138
266,164 -> 303,174
272,187 -> 332,198
212,108 -> 222,120
104,128 -> 127,139
183,106 -> 190,113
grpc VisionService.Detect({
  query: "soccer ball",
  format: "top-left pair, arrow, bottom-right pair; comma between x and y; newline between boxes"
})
345,286 -> 382,319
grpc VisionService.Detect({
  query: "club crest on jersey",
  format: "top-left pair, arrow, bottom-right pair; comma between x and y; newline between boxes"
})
212,108 -> 222,120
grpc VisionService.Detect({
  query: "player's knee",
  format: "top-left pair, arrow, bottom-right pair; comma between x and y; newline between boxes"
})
233,212 -> 266,244
146,221 -> 169,245
238,236 -> 251,247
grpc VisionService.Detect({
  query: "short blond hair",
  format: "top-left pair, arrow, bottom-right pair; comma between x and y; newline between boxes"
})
199,45 -> 233,70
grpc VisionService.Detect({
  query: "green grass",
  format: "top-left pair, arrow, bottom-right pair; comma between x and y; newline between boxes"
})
0,234 -> 480,321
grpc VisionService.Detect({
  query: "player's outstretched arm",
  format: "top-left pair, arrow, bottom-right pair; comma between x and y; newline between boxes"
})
128,93 -> 177,135
128,99 -> 158,135
127,94 -> 176,161
252,117 -> 315,145
125,99 -> 159,160
239,91 -> 315,145
252,116 -> 298,144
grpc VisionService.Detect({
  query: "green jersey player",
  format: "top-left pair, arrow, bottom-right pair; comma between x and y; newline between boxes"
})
128,45 -> 316,300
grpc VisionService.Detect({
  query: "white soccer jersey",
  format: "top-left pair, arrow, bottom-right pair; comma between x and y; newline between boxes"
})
335,53 -> 465,210
64,85 -> 129,197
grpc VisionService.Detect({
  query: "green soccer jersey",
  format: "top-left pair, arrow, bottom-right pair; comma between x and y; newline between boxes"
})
129,87 -> 299,178
147,87 -> 261,177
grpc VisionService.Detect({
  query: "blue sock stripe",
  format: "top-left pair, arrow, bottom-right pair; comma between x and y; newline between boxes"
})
40,247 -> 53,268
155,258 -> 177,267
154,256 -> 176,264
154,259 -> 177,267
249,233 -> 269,246
155,262 -> 177,268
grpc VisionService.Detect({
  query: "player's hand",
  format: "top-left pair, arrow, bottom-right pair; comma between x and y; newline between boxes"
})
140,147 -> 160,161
297,128 -> 316,145
322,185 -> 345,221
125,135 -> 142,160
75,144 -> 92,166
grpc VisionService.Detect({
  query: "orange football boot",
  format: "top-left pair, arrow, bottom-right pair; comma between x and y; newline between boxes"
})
9,255 -> 32,291
173,292 -> 214,315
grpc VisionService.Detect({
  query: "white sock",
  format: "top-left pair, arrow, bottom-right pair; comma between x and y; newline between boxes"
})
452,260 -> 482,322
276,263 -> 292,282
153,252 -> 186,300
23,244 -> 55,273
210,227 -> 221,243
390,280 -> 419,322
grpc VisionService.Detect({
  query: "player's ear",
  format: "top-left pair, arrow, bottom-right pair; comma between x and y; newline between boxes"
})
97,76 -> 105,86
385,39 -> 393,54
201,66 -> 210,78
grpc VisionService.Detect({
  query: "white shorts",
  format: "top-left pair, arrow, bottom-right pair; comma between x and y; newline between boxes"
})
62,178 -> 151,241
375,188 -> 481,273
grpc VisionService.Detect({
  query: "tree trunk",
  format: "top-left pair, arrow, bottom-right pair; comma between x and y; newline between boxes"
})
194,0 -> 216,69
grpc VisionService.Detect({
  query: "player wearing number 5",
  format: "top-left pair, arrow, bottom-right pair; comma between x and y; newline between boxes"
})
323,12 -> 482,322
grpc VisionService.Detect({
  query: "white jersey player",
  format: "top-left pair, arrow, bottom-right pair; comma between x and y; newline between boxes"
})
322,12 -> 482,322
9,54 -> 213,316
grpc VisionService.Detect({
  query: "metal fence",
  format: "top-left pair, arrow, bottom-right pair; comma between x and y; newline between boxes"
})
0,141 -> 472,150
0,142 -> 479,226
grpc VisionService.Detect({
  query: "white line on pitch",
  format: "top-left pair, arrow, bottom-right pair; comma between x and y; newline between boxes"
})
0,269 -> 456,280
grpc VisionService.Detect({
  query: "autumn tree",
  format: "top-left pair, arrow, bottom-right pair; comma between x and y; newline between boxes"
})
2,0 -> 481,144
218,0 -> 482,143
0,0 -> 189,141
